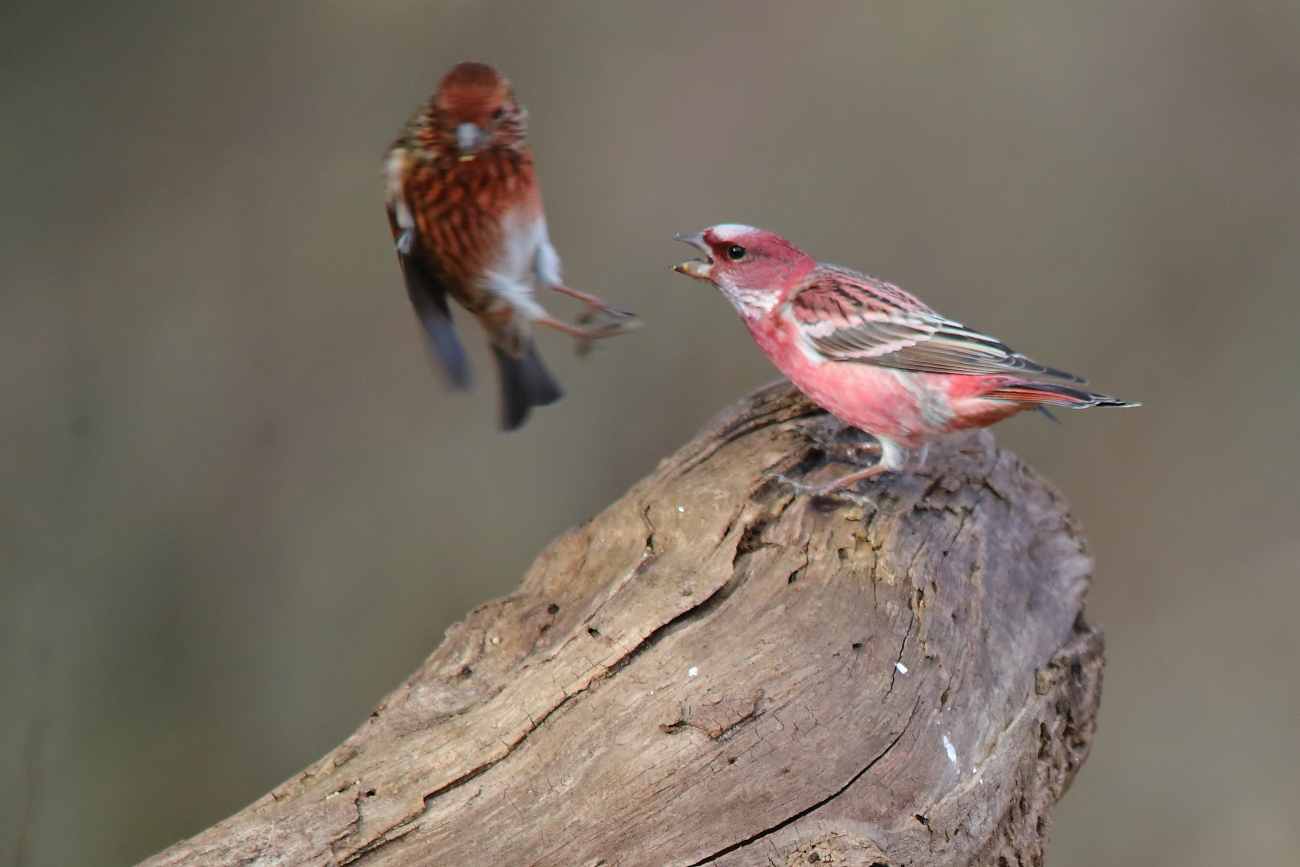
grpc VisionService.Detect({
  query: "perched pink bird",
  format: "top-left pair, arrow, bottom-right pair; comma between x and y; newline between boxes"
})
386,62 -> 637,430
674,225 -> 1136,493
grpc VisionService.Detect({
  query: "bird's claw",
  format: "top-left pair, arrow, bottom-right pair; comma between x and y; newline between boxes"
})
575,302 -> 637,325
763,472 -> 876,508
554,284 -> 637,325
572,318 -> 642,355
795,420 -> 881,465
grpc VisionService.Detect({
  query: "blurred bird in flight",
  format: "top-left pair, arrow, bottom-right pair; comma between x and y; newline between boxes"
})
674,225 -> 1137,494
386,62 -> 638,430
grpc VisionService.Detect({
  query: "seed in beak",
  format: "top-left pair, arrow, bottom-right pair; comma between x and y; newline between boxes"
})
673,259 -> 713,280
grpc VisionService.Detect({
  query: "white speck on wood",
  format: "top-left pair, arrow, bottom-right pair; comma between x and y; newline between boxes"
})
133,383 -> 1104,867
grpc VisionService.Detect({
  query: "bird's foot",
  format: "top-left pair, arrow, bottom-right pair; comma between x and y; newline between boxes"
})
764,472 -> 878,508
552,285 -> 637,324
538,315 -> 642,356
571,321 -> 642,356
576,300 -> 637,325
796,419 -> 882,467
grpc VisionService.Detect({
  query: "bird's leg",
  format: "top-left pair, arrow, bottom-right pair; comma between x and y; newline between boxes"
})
766,436 -> 908,504
536,315 -> 640,355
797,418 -> 882,466
821,463 -> 891,491
766,463 -> 888,503
551,284 -> 636,324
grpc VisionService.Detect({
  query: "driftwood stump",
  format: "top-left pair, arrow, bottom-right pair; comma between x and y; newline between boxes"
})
142,382 -> 1103,867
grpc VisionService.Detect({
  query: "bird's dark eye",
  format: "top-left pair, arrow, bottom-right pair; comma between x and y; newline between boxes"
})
727,245 -> 746,261
493,107 -> 505,120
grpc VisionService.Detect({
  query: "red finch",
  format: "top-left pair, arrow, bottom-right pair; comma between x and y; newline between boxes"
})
674,225 -> 1137,493
386,62 -> 638,430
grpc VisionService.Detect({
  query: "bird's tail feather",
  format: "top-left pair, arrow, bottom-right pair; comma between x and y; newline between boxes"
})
493,342 -> 563,431
989,381 -> 1139,409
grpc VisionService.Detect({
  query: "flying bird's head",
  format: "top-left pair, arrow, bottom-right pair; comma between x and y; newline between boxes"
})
433,62 -> 527,159
673,225 -> 816,318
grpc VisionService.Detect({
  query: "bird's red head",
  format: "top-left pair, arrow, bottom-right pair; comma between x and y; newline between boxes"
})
432,62 -> 525,157
673,225 -> 816,318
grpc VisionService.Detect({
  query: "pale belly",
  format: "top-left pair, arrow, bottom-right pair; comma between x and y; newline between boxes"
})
478,209 -> 554,319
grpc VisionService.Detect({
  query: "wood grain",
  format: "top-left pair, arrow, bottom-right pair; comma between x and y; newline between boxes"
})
140,381 -> 1102,867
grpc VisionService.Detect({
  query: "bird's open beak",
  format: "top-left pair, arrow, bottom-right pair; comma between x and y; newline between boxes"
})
672,232 -> 713,281
456,123 -> 488,160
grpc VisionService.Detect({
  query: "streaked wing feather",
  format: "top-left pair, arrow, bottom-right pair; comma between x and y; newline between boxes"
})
872,321 -> 1086,382
791,269 -> 1085,383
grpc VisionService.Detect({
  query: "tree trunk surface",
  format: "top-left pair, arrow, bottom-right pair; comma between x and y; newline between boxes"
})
141,382 -> 1103,867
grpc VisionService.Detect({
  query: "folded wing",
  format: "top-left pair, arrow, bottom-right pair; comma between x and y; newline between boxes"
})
790,267 -> 1085,383
396,228 -> 474,390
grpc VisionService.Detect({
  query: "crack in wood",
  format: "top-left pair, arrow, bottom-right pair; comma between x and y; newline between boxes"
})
687,701 -> 922,866
354,501 -> 783,856
138,382 -> 1102,867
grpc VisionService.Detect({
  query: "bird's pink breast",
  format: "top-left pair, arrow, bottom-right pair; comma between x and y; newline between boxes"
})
745,315 -> 1020,446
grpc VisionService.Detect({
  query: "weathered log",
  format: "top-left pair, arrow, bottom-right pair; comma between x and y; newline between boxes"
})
141,381 -> 1103,867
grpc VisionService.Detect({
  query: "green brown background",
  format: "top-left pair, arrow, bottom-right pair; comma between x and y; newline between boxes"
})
2,2 -> 1297,865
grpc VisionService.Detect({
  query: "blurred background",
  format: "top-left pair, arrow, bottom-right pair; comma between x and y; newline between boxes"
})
2,2 -> 1298,864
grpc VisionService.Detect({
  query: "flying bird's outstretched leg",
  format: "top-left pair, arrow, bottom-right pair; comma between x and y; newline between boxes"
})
551,284 -> 636,323
537,315 -> 641,355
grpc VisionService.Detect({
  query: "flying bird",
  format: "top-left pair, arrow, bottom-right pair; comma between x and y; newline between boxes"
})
673,224 -> 1136,493
386,61 -> 638,430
